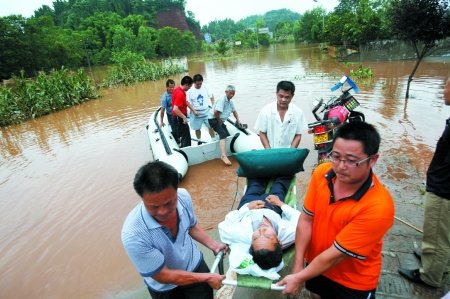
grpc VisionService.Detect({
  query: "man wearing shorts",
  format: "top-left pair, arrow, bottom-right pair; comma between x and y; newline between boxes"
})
208,85 -> 242,166
187,74 -> 215,144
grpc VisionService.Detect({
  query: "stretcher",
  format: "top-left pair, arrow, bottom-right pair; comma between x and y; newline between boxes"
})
211,177 -> 298,296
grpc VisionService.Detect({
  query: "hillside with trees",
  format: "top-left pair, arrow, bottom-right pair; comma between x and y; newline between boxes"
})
1,0 -> 449,83
202,9 -> 301,43
0,0 -> 200,80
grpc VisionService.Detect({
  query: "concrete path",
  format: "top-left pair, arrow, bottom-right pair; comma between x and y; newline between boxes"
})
205,163 -> 450,299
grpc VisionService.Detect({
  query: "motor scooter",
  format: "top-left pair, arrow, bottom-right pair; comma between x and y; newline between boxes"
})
308,76 -> 365,164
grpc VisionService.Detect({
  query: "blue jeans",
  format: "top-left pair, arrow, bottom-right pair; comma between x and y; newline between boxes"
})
237,176 -> 293,215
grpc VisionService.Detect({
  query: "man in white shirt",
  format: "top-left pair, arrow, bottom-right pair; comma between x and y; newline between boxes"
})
254,81 -> 308,149
187,74 -> 215,144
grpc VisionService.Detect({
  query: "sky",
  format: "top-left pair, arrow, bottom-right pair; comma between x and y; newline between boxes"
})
0,0 -> 339,26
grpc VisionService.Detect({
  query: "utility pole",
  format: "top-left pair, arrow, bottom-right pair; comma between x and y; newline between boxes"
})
255,24 -> 259,49
313,0 -> 325,40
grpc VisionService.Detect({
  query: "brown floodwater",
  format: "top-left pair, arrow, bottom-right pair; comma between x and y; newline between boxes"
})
0,43 -> 449,299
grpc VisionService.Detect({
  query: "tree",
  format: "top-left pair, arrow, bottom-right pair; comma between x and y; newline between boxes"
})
0,16 -> 31,80
135,26 -> 158,59
295,7 -> 325,42
79,12 -> 123,63
325,0 -> 391,47
273,21 -> 295,42
215,39 -> 229,55
237,9 -> 300,32
112,25 -> 135,52
234,29 -> 257,48
202,19 -> 244,42
389,0 -> 450,98
156,26 -> 197,57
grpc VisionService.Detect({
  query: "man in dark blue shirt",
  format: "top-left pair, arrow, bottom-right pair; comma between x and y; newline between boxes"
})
399,78 -> 450,288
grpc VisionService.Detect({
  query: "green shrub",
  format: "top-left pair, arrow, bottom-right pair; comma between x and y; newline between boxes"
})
0,68 -> 98,126
350,65 -> 373,79
102,50 -> 185,87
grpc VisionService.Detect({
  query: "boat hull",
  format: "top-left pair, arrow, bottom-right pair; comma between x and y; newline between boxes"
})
147,108 -> 263,179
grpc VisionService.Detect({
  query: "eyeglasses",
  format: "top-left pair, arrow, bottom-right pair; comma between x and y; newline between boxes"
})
328,152 -> 372,168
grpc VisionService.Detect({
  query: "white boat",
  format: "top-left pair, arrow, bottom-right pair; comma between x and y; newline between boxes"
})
146,107 -> 264,179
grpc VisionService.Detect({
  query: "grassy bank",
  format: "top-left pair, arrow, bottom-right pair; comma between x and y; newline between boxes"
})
0,68 -> 98,127
0,52 -> 187,127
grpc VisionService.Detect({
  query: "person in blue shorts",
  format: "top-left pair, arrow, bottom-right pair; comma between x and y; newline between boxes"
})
187,74 -> 215,144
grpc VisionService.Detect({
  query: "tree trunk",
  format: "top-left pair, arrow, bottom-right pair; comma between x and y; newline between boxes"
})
406,57 -> 422,99
406,42 -> 432,99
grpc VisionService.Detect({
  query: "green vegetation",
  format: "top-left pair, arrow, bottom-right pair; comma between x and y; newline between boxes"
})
0,0 -> 199,81
202,9 -> 300,46
103,51 -> 185,86
215,40 -> 230,56
1,0 -> 449,125
350,65 -> 374,79
0,68 -> 98,126
389,0 -> 450,98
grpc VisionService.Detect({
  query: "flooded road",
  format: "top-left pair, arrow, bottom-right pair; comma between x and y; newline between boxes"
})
0,44 -> 449,299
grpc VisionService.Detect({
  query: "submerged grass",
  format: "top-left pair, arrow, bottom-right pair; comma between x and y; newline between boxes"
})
0,51 -> 186,127
0,68 -> 98,127
102,51 -> 186,87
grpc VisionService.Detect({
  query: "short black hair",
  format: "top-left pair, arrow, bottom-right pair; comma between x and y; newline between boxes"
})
180,76 -> 193,86
249,243 -> 283,270
193,74 -> 203,82
333,122 -> 380,156
166,79 -> 175,87
133,161 -> 179,197
276,81 -> 295,94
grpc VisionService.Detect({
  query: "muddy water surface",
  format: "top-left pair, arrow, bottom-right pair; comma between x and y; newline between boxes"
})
0,44 -> 449,298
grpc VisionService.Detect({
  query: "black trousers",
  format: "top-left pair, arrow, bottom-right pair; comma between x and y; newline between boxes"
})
306,274 -> 376,299
237,176 -> 293,215
148,258 -> 212,299
174,116 -> 191,147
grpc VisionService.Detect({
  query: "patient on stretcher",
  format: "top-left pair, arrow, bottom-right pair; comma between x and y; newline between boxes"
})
218,176 -> 300,279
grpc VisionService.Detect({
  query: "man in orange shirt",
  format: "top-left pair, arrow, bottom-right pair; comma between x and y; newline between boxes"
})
278,121 -> 394,298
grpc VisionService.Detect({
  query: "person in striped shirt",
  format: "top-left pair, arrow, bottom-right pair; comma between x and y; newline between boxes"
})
122,161 -> 227,299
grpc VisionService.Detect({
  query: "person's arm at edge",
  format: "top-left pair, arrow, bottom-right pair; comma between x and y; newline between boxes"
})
159,107 -> 166,127
293,213 -> 313,274
189,223 -> 227,255
186,101 -> 198,116
278,242 -> 346,295
214,109 -> 222,125
152,265 -> 225,289
259,131 -> 271,149
290,134 -> 302,148
173,105 -> 187,123
232,110 -> 240,124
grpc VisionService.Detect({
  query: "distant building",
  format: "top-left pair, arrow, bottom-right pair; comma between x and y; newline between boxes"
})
257,27 -> 273,39
204,33 -> 212,44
